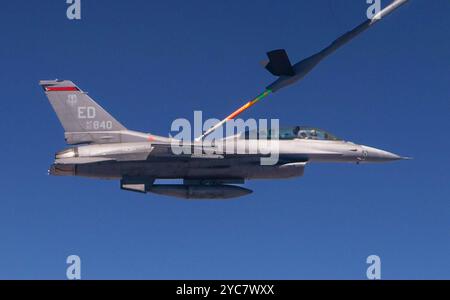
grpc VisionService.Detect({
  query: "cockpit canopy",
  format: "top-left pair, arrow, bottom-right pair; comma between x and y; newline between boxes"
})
241,126 -> 341,141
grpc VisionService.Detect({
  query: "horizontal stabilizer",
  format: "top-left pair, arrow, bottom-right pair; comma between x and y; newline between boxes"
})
120,177 -> 155,194
264,49 -> 295,77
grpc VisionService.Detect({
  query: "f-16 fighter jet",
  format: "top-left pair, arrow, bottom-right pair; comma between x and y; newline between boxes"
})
42,79 -> 407,199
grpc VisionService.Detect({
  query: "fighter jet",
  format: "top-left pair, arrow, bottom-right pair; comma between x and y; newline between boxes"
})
42,79 -> 407,199
41,1 -> 410,200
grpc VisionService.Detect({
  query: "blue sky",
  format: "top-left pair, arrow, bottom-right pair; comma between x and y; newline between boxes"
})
0,0 -> 449,279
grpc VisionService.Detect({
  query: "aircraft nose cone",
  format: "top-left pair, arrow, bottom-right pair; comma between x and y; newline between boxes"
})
361,146 -> 404,162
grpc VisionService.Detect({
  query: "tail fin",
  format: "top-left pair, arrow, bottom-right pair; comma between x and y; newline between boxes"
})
263,49 -> 295,77
40,80 -> 127,144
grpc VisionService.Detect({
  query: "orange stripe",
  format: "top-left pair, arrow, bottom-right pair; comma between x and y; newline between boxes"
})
224,90 -> 271,120
226,102 -> 251,120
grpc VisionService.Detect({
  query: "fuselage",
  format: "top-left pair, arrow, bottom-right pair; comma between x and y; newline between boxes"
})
50,137 -> 403,181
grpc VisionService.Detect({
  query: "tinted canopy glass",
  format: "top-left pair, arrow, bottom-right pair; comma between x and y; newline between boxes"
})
242,126 -> 341,141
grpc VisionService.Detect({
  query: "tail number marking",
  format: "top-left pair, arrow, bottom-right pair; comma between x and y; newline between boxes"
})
78,106 -> 96,119
85,120 -> 113,130
77,107 -> 113,130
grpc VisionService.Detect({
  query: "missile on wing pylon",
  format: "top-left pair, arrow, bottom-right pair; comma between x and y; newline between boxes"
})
264,0 -> 409,92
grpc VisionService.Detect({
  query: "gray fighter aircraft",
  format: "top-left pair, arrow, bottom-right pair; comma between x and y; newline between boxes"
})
42,1 -> 409,199
42,79 -> 407,199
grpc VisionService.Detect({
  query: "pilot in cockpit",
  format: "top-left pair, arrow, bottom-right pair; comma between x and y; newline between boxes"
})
293,127 -> 309,139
